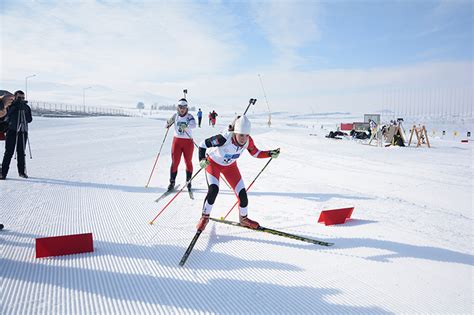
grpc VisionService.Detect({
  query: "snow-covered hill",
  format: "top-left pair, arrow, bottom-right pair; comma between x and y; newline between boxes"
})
1,112 -> 472,314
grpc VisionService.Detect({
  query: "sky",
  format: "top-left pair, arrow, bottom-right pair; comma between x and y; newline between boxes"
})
0,0 -> 473,113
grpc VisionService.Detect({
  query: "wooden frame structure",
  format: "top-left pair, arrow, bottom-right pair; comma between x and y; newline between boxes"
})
408,125 -> 431,148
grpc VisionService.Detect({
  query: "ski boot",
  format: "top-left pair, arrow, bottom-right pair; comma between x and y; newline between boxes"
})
186,171 -> 192,190
239,215 -> 260,229
196,214 -> 210,231
168,171 -> 177,191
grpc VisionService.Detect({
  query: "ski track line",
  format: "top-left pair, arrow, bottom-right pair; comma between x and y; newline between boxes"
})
257,171 -> 469,252
263,153 -> 471,250
202,197 -> 469,312
208,227 -> 331,312
203,225 -> 388,314
321,261 -> 426,314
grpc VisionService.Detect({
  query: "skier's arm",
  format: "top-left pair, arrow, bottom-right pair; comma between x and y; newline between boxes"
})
198,134 -> 226,160
247,137 -> 279,158
165,114 -> 176,128
187,115 -> 196,129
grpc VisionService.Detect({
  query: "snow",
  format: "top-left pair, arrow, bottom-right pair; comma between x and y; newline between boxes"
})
1,112 -> 472,314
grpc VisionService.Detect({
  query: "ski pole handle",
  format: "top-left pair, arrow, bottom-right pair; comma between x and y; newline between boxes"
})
243,98 -> 256,116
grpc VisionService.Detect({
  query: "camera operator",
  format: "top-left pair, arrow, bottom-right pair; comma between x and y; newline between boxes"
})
1,90 -> 32,180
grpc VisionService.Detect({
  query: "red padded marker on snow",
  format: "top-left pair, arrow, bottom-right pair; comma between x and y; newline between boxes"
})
318,207 -> 354,226
35,233 -> 93,258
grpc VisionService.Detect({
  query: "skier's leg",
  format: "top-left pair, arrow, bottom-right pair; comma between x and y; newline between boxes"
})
223,163 -> 259,228
17,132 -> 27,176
169,137 -> 182,190
182,139 -> 194,188
222,163 -> 247,214
1,131 -> 17,178
202,164 -> 221,215
197,162 -> 221,231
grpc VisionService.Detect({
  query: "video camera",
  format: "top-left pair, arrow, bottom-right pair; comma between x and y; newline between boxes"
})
11,99 -> 28,112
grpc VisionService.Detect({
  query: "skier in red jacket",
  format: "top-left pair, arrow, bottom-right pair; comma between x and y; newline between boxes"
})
165,98 -> 196,192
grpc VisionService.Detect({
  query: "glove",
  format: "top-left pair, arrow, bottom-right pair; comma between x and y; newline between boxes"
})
166,117 -> 175,128
268,148 -> 280,159
178,122 -> 188,132
199,159 -> 210,169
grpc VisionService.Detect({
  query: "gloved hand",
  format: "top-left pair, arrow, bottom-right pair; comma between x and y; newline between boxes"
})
199,158 -> 210,169
178,122 -> 188,132
166,117 -> 175,128
268,148 -> 280,159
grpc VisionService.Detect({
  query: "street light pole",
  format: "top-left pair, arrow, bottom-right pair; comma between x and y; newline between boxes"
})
25,74 -> 36,99
83,86 -> 92,112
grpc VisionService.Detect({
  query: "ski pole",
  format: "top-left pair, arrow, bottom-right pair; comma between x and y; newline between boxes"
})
26,135 -> 32,159
222,157 -> 273,220
149,167 -> 204,225
145,126 -> 171,188
22,111 -> 33,159
243,98 -> 257,116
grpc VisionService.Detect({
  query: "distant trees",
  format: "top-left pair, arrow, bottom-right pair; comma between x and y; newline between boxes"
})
158,105 -> 175,111
136,102 -> 196,111
158,105 -> 195,111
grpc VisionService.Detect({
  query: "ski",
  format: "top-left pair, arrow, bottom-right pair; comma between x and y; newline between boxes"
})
179,230 -> 202,267
209,218 -> 334,247
154,184 -> 181,203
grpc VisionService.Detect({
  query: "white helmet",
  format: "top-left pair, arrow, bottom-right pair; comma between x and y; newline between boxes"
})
177,98 -> 188,108
233,115 -> 251,134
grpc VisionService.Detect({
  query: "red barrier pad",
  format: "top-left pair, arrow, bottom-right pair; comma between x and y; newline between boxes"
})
36,233 -> 93,258
318,207 -> 354,225
340,123 -> 353,131
0,132 -> 5,141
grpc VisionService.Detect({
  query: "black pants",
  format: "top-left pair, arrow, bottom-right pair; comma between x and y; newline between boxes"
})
2,130 -> 27,177
198,117 -> 202,127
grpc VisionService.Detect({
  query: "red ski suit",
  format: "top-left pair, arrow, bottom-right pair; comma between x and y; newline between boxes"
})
198,131 -> 271,216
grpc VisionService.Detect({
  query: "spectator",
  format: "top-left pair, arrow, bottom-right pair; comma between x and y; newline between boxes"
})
1,90 -> 32,180
210,110 -> 218,127
197,108 -> 203,128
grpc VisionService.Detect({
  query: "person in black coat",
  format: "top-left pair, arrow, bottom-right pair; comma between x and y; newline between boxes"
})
1,90 -> 33,179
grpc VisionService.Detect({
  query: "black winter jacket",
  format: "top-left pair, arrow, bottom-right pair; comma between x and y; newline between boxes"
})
5,100 -> 33,132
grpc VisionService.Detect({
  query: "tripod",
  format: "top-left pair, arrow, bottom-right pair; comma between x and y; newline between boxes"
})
13,104 -> 33,175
